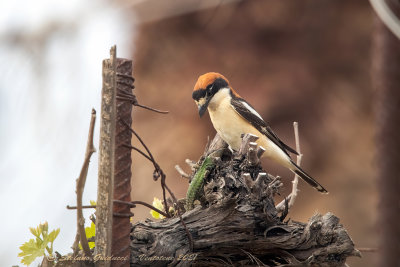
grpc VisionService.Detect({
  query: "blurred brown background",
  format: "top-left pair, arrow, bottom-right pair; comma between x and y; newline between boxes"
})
128,1 -> 376,266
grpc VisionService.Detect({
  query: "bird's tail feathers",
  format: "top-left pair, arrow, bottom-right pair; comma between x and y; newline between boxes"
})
290,161 -> 328,194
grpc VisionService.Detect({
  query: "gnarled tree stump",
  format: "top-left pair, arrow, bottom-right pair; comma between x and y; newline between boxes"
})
130,134 -> 360,266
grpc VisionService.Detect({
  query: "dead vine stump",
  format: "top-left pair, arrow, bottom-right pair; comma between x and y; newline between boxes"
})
130,134 -> 359,266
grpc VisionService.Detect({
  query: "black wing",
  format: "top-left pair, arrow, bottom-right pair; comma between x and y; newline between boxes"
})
230,97 -> 298,157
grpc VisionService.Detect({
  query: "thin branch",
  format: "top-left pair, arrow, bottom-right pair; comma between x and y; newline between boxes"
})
72,109 -> 96,258
276,122 -> 302,212
357,247 -> 378,252
67,205 -> 96,209
288,122 -> 302,208
175,165 -> 190,179
185,159 -> 197,171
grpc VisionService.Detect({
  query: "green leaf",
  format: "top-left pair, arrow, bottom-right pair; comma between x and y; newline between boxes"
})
85,222 -> 96,238
18,222 -> 60,265
29,227 -> 39,238
79,222 -> 96,250
86,222 -> 96,249
35,237 -> 43,247
18,239 -> 46,266
48,228 -> 60,242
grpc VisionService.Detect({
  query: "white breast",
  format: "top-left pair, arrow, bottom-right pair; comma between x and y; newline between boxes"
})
207,89 -> 246,150
207,88 -> 292,168
208,88 -> 264,151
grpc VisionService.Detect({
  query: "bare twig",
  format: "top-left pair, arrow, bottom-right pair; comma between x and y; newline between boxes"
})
288,122 -> 302,207
357,247 -> 378,253
185,159 -> 197,171
67,205 -> 96,209
72,109 -> 96,258
276,122 -> 302,212
175,165 -> 190,179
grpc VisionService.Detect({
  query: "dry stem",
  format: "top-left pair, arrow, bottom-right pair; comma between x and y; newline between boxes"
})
71,109 -> 96,257
175,165 -> 190,179
276,122 -> 302,212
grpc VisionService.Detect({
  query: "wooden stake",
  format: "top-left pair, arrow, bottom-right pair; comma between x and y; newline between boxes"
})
95,46 -> 117,267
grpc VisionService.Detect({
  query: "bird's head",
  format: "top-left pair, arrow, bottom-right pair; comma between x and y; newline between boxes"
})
192,72 -> 233,117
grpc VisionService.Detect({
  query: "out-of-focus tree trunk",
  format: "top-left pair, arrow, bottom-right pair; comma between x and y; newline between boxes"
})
372,12 -> 400,267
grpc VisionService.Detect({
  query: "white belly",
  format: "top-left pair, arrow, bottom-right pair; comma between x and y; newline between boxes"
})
207,97 -> 292,169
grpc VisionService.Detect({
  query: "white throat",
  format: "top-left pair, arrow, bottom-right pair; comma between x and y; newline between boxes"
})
208,87 -> 231,111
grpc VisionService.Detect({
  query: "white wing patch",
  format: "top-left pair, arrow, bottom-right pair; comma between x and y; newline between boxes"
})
241,101 -> 264,120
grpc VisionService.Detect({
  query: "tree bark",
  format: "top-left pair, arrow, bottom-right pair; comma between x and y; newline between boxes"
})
130,134 -> 359,266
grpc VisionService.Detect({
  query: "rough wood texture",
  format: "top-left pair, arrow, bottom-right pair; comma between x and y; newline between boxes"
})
96,46 -> 117,267
130,134 -> 359,266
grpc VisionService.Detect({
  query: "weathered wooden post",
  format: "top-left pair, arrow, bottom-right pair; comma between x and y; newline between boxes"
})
95,46 -> 133,267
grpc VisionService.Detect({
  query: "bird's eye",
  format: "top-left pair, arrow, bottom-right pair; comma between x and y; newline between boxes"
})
207,84 -> 213,93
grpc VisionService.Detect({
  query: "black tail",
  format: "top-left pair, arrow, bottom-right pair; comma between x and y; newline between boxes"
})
291,162 -> 328,194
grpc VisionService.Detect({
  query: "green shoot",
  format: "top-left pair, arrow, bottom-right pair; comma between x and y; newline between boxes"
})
18,222 -> 60,266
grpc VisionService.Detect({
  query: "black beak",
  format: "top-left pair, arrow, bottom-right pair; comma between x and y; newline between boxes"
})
198,97 -> 211,117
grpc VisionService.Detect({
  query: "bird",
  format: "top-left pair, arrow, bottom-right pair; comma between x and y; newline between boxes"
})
192,72 -> 328,193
